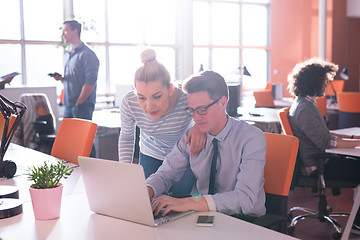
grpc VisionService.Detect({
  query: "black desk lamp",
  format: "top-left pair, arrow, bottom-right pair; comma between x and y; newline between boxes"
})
243,66 -> 251,77
0,94 -> 26,219
329,67 -> 349,103
226,66 -> 251,117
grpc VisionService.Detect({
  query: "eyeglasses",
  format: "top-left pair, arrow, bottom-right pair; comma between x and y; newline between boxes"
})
185,97 -> 222,116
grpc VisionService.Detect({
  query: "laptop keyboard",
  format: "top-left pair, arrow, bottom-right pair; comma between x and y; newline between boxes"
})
153,209 -> 177,220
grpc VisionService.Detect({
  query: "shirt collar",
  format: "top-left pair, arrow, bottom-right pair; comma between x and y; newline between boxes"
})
304,96 -> 318,107
66,42 -> 84,54
206,116 -> 232,143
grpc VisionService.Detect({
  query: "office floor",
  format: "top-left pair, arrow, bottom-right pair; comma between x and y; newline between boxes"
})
286,187 -> 359,239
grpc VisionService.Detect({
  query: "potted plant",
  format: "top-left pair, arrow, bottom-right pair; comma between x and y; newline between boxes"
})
28,160 -> 73,220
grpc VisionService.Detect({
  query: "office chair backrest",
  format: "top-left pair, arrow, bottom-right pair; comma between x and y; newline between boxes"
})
12,93 -> 56,148
263,133 -> 299,196
263,133 -> 299,216
253,90 -> 275,108
265,82 -> 272,91
337,92 -> 360,128
0,114 -> 17,140
325,80 -> 345,96
51,118 -> 97,165
315,96 -> 326,117
337,92 -> 360,113
277,107 -> 294,136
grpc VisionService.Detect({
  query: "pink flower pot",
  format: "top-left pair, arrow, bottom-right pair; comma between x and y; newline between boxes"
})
29,184 -> 63,220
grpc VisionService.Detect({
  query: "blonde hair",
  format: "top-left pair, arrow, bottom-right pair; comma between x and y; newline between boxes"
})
134,49 -> 171,88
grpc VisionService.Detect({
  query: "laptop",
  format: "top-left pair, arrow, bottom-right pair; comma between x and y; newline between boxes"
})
78,156 -> 195,227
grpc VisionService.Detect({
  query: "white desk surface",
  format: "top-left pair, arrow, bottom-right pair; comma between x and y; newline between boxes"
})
327,98 -> 339,111
92,108 -> 121,129
0,144 -> 297,240
326,127 -> 360,157
0,193 -> 297,240
274,97 -> 293,108
273,97 -> 339,111
330,127 -> 360,136
237,107 -> 279,123
1,144 -> 83,202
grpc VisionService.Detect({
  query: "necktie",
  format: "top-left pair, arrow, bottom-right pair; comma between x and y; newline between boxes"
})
208,138 -> 218,195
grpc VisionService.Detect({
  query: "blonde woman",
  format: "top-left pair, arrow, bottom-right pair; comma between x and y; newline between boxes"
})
119,49 -> 205,196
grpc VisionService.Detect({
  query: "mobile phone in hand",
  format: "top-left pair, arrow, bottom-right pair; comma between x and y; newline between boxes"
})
196,215 -> 214,227
48,72 -> 61,77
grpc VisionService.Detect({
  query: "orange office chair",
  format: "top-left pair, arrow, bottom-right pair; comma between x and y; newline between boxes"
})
253,90 -> 275,108
254,132 -> 299,233
337,92 -> 360,129
265,82 -> 272,91
325,80 -> 345,97
233,132 -> 299,233
277,107 -> 294,135
278,107 -> 357,239
315,96 -> 327,119
0,114 -> 16,140
51,118 -> 97,165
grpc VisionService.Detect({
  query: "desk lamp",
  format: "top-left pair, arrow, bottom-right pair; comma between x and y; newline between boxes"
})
0,94 -> 26,219
226,66 -> 251,117
329,67 -> 349,103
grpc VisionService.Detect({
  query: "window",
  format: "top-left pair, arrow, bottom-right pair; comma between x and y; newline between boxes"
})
193,0 -> 270,90
0,0 -> 270,98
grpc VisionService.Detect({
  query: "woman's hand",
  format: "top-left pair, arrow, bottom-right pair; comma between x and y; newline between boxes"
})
185,124 -> 206,156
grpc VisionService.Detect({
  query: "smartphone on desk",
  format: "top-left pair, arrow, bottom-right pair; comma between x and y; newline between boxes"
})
196,215 -> 214,227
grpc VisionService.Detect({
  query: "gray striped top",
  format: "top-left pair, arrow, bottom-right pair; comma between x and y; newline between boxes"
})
118,89 -> 193,163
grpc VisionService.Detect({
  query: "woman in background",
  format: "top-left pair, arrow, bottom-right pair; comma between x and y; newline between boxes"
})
287,57 -> 360,233
119,49 -> 205,197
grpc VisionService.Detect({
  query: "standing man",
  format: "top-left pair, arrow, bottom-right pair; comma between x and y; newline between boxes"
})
50,19 -> 99,121
146,71 -> 266,217
50,19 -> 99,157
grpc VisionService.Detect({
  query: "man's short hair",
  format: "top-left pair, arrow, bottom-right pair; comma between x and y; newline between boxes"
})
182,71 -> 229,100
63,20 -> 82,37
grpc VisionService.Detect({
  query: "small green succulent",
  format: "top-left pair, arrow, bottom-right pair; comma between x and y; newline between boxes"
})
28,160 -> 74,189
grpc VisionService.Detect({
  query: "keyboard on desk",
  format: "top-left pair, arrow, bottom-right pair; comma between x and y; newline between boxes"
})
153,209 -> 178,220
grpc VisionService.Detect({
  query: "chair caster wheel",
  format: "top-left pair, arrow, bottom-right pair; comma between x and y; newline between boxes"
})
332,232 -> 341,239
287,225 -> 295,233
327,206 -> 333,213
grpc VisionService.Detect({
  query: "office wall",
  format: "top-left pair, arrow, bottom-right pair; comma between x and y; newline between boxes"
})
332,0 -> 360,92
271,0 -> 333,97
271,0 -> 360,95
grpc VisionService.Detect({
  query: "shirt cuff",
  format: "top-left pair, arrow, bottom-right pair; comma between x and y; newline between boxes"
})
330,135 -> 338,148
203,195 -> 216,211
146,185 -> 157,198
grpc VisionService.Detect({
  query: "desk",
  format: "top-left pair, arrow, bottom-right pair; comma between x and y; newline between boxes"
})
92,108 -> 121,129
1,144 -> 83,202
326,127 -> 360,157
0,194 -> 296,240
0,145 -> 297,240
237,107 -> 280,133
274,97 -> 293,108
327,98 -> 339,111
